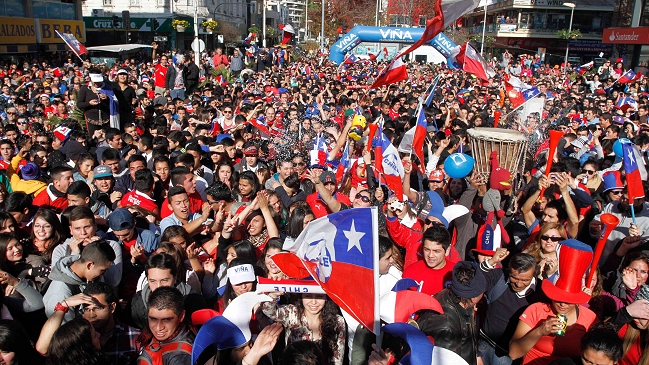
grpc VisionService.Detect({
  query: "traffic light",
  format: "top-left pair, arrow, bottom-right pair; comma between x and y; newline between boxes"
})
112,15 -> 119,28
152,19 -> 160,32
128,32 -> 136,43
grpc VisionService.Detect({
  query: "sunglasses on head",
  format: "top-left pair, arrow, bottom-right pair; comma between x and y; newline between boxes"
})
355,193 -> 370,203
541,235 -> 562,242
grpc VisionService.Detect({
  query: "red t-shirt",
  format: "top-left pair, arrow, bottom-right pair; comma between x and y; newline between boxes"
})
618,324 -> 642,365
32,186 -> 68,213
160,192 -> 203,219
306,192 -> 352,219
121,190 -> 158,214
519,303 -> 597,365
402,259 -> 456,296
154,64 -> 168,88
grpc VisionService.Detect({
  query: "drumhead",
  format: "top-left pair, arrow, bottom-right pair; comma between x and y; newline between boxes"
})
467,128 -> 526,142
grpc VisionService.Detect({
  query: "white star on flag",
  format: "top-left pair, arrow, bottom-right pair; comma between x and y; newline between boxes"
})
628,150 -> 636,165
344,220 -> 365,253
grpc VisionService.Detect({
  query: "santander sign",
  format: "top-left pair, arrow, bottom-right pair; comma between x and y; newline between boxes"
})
602,27 -> 649,44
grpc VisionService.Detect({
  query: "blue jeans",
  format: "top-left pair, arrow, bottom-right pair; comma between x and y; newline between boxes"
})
170,88 -> 185,100
478,339 -> 513,365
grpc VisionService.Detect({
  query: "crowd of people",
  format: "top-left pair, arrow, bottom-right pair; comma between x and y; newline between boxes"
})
0,41 -> 645,365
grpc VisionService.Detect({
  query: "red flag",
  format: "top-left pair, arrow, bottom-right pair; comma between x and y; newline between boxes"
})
370,58 -> 408,89
622,143 -> 645,200
397,0 -> 481,58
505,81 -> 526,109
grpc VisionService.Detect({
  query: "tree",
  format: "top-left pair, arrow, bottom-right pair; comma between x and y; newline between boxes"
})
386,0 -> 437,26
217,21 -> 241,43
557,29 -> 582,40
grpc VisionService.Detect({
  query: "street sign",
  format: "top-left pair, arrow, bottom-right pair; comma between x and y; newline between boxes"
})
218,35 -> 224,43
191,39 -> 205,52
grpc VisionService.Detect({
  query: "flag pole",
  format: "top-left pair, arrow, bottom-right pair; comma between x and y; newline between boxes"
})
371,206 -> 382,347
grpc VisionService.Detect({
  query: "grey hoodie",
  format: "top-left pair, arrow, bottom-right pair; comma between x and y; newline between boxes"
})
43,256 -> 87,323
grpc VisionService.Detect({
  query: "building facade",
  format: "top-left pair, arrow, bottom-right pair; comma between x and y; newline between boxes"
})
463,0 -> 615,65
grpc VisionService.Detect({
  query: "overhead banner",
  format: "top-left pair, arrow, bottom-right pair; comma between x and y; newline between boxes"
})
329,26 -> 458,64
602,27 -> 649,44
83,17 -> 193,33
36,19 -> 85,43
0,17 -> 37,44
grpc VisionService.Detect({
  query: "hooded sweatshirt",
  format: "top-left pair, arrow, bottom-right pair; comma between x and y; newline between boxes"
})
43,256 -> 87,322
128,280 -> 206,329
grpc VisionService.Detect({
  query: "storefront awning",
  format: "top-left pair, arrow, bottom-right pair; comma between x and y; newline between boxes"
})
86,44 -> 153,53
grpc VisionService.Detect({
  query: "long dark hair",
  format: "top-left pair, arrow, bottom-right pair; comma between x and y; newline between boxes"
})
295,294 -> 341,365
237,171 -> 259,198
46,317 -> 108,365
258,238 -> 284,276
286,206 -> 313,239
30,208 -> 65,263
0,232 -> 22,273
0,320 -> 42,365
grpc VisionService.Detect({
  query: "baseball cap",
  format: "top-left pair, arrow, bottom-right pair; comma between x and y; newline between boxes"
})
117,69 -> 128,75
244,146 -> 258,156
320,171 -> 337,185
93,165 -> 113,178
429,169 -> 445,182
108,208 -> 135,232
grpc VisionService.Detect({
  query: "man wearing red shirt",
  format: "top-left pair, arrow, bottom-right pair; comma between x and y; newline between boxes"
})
120,169 -> 160,219
33,165 -> 74,213
152,44 -> 169,96
160,166 -> 203,219
402,223 -> 456,296
306,171 -> 351,218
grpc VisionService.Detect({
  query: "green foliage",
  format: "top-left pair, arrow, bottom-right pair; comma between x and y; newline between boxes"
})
210,65 -> 234,84
248,26 -> 260,34
201,20 -> 218,30
171,19 -> 190,28
557,29 -> 582,40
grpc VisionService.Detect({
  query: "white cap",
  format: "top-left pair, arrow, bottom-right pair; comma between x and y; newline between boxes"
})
227,264 -> 256,285
89,73 -> 103,83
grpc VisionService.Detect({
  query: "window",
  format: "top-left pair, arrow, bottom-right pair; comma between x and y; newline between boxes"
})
157,0 -> 168,7
103,0 -> 112,5
130,0 -> 140,5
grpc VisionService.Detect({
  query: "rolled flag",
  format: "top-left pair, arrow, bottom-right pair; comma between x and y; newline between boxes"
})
192,292 -> 273,364
382,323 -> 470,365
256,276 -> 325,294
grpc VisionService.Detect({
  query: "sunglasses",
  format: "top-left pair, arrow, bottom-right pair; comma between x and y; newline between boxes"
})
293,162 -> 306,167
581,170 -> 595,175
611,190 -> 624,195
36,141 -> 49,145
16,121 -> 27,125
355,193 -> 370,203
6,112 -> 15,115
223,110 -> 233,114
541,235 -> 562,242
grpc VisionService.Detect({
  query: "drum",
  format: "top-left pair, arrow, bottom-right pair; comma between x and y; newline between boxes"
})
467,127 -> 528,181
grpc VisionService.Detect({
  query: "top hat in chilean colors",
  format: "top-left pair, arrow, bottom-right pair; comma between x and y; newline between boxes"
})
541,239 -> 593,304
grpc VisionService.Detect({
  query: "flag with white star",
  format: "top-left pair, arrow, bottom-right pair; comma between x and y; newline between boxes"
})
272,207 -> 379,333
622,142 -> 645,200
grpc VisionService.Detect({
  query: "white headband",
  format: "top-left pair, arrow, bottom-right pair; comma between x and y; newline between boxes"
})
227,264 -> 256,285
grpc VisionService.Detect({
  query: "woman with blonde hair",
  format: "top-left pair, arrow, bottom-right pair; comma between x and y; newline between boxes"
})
523,222 -> 567,281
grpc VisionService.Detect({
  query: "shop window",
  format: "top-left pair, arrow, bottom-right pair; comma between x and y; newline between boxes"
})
32,0 -> 75,19
0,0 -> 26,16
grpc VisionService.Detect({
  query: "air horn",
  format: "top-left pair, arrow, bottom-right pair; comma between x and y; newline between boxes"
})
538,130 -> 564,202
587,213 -> 620,288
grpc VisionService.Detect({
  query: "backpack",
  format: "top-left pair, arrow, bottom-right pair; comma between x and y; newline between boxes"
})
137,340 -> 193,365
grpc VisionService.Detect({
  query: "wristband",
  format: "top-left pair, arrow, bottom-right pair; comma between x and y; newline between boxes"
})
54,302 -> 70,313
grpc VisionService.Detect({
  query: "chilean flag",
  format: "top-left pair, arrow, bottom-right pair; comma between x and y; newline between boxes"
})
618,69 -> 641,84
380,279 -> 443,324
375,128 -> 405,198
505,75 -> 540,109
424,75 -> 441,107
382,323 -> 470,365
248,115 -> 271,135
575,61 -> 594,74
622,142 -> 645,200
336,140 -> 352,184
449,43 -> 495,81
397,0 -> 482,58
56,30 -> 87,56
271,208 -> 379,333
617,96 -> 638,112
344,54 -> 359,65
370,58 -> 408,89
412,103 -> 428,173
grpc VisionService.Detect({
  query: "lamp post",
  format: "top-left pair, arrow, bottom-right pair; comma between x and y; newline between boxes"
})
320,0 -> 324,49
563,2 -> 576,75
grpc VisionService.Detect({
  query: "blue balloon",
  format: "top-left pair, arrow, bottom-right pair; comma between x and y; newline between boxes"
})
444,153 -> 474,179
613,138 -> 632,157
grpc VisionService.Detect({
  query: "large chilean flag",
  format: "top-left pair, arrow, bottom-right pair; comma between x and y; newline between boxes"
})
622,142 -> 645,201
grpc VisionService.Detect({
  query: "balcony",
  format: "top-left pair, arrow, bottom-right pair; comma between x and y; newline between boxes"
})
468,23 -> 604,39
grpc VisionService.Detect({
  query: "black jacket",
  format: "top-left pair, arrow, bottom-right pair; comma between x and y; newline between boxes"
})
127,280 -> 206,329
434,288 -> 478,365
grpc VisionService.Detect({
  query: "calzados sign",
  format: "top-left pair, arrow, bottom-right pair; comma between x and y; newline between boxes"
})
0,17 -> 37,44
